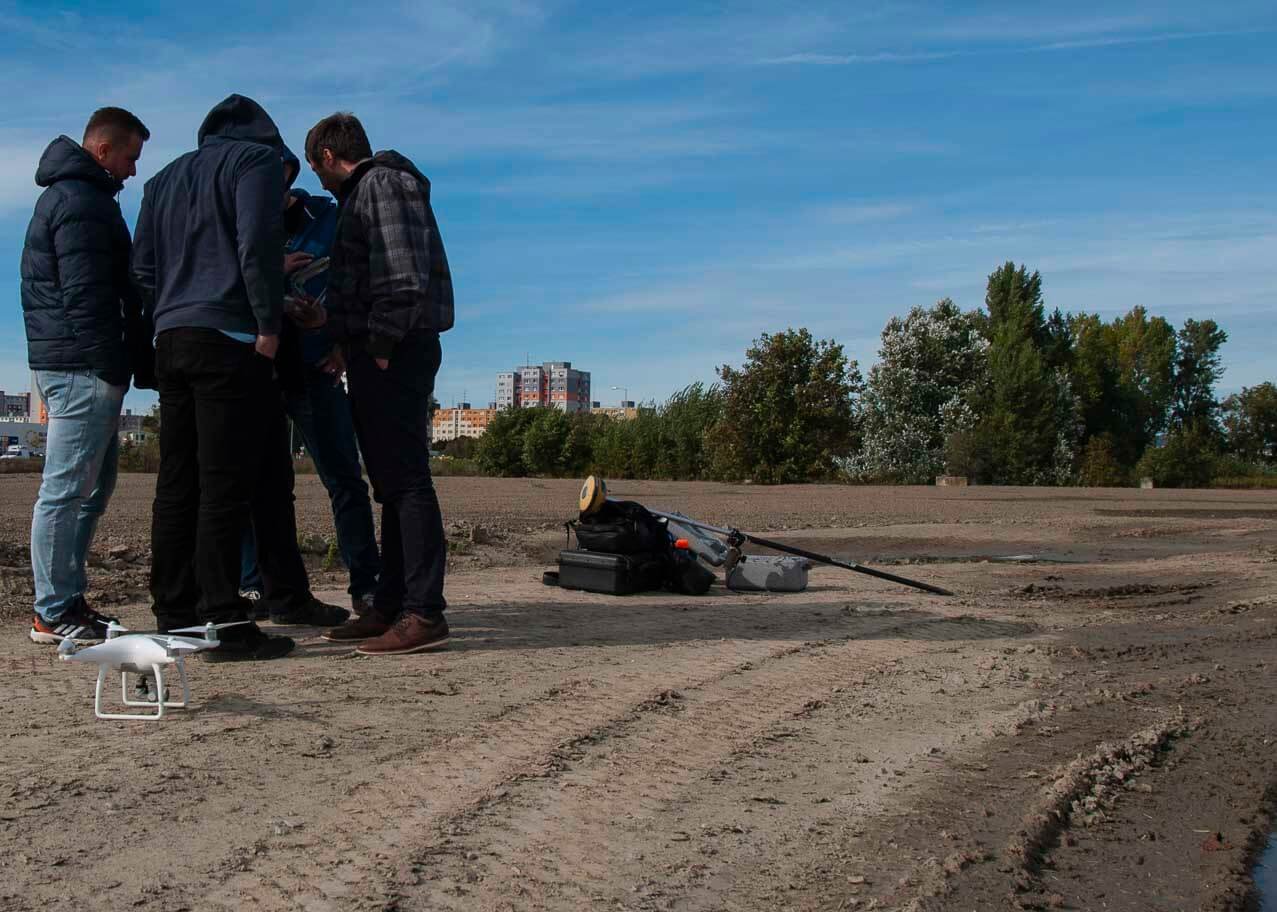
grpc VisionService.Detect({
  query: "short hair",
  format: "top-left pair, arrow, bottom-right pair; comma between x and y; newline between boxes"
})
305,112 -> 372,165
83,107 -> 151,144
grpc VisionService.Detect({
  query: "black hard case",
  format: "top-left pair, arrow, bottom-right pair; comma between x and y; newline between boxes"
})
556,550 -> 659,595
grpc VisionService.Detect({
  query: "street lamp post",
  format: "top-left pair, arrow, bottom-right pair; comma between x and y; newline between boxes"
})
611,385 -> 628,408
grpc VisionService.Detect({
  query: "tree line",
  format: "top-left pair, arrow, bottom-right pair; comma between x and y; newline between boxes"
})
457,261 -> 1275,488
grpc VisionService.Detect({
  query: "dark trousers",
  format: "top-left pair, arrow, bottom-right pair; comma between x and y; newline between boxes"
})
346,332 -> 446,620
247,391 -> 315,614
241,363 -> 381,598
151,329 -> 272,627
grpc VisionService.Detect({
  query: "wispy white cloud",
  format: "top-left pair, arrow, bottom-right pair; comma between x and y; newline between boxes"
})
763,28 -> 1264,69
759,50 -> 952,65
924,13 -> 1160,43
821,201 -> 919,225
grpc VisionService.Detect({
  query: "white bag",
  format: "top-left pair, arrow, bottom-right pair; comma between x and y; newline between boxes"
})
725,555 -> 811,592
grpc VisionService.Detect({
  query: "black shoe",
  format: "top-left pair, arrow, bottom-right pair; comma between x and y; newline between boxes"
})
239,589 -> 269,620
270,596 -> 350,627
29,600 -> 118,645
204,623 -> 295,662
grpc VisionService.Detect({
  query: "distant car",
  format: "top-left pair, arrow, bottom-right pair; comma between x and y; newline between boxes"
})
1,445 -> 37,459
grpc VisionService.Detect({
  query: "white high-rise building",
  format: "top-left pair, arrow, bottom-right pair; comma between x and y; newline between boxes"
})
495,362 -> 592,413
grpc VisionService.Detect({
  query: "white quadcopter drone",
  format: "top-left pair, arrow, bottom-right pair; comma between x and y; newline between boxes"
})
58,621 -> 247,721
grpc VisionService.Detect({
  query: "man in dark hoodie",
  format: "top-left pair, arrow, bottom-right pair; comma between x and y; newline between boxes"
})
131,94 -> 302,660
226,150 -> 351,630
21,107 -> 152,647
304,112 -> 454,655
239,150 -> 382,617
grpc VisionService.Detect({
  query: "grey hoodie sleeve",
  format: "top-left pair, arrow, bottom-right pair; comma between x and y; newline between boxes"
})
234,146 -> 285,335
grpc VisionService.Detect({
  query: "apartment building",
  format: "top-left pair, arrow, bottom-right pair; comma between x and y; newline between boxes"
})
432,403 -> 497,442
495,361 -> 592,413
0,390 -> 31,419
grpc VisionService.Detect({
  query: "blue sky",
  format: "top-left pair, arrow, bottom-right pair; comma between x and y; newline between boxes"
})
2,1 -> 1275,411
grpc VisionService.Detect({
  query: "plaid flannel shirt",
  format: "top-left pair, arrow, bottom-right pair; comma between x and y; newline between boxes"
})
328,154 -> 454,357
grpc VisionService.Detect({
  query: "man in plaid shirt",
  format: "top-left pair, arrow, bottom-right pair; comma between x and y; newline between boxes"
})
304,112 -> 454,655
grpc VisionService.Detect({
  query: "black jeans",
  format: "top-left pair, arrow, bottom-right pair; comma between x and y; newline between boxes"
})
346,332 -> 446,620
249,387 -> 315,615
241,364 -> 381,599
151,329 -> 274,627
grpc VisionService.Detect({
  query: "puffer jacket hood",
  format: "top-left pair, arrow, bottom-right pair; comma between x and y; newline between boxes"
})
198,94 -> 286,152
34,135 -> 121,194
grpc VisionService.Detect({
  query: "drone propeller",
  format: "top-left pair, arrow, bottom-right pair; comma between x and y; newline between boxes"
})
157,638 -> 214,655
57,638 -> 78,657
167,620 -> 254,645
168,621 -> 253,634
105,621 -> 130,639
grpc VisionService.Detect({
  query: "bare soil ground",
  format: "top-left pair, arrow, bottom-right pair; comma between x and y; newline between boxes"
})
0,474 -> 1274,911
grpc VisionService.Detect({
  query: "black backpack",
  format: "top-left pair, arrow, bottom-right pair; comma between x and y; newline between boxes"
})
568,500 -> 715,596
571,500 -> 670,556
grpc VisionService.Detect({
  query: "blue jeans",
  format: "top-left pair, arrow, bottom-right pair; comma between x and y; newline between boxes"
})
31,370 -> 125,621
241,364 -> 380,598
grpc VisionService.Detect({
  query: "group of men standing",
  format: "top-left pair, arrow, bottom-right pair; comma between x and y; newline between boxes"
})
19,95 -> 454,660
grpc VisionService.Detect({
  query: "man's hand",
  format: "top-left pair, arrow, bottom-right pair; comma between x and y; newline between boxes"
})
375,357 -> 389,371
255,333 -> 280,360
319,346 -> 347,380
284,251 -> 314,275
284,294 -> 327,329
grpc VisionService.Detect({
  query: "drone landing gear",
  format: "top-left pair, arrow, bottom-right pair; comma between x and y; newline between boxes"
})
93,661 -> 191,721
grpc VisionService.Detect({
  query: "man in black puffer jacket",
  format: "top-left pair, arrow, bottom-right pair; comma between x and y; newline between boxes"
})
20,107 -> 152,648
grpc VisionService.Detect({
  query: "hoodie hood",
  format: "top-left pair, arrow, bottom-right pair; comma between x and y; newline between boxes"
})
281,142 -> 300,190
341,149 -> 431,203
371,150 -> 431,195
34,136 -> 121,193
197,94 -> 285,153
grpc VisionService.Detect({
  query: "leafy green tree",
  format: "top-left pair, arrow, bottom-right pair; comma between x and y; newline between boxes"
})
1069,307 -> 1176,469
1077,434 -> 1128,487
851,299 -> 988,483
705,328 -> 862,483
521,409 -> 572,475
982,262 -> 1045,344
653,383 -> 723,480
1171,319 -> 1228,429
1136,421 -> 1220,488
476,407 -> 541,476
959,263 -> 1076,484
591,417 -> 635,478
1041,307 -> 1074,372
973,325 -> 1061,483
561,412 -> 602,477
1222,382 -> 1277,465
440,435 -> 479,459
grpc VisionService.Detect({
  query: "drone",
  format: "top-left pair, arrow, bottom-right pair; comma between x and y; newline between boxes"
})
58,621 -> 247,721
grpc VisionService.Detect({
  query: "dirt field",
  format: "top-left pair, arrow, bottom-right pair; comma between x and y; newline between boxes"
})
0,474 -> 1274,911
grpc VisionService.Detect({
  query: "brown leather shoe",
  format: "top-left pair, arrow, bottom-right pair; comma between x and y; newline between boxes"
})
321,613 -> 392,643
355,613 -> 449,656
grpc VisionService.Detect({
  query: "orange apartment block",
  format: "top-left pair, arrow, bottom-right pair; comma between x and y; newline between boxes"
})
432,404 -> 497,442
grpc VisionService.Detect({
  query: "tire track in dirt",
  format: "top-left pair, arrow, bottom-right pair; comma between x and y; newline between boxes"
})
199,612 -> 1026,911
394,623 -> 1052,912
199,637 -> 821,910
